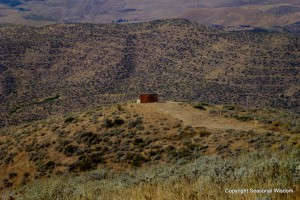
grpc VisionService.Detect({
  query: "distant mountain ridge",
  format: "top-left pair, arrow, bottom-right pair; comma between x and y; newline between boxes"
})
0,19 -> 299,127
0,0 -> 299,27
285,21 -> 300,32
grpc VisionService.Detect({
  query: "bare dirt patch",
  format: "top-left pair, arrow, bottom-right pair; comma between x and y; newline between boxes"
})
143,101 -> 266,132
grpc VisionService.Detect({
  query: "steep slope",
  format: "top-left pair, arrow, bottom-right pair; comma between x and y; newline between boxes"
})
0,19 -> 299,127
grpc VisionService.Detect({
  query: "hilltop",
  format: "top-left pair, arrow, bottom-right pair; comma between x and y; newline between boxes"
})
0,19 -> 299,127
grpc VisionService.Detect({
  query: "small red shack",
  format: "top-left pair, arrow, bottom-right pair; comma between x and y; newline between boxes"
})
139,94 -> 158,103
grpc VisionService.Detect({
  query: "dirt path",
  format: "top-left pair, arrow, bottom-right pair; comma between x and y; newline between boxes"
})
144,101 -> 266,132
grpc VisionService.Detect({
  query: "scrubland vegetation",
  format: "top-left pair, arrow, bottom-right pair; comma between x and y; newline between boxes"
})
0,102 -> 299,199
2,150 -> 299,200
0,19 -> 299,128
0,17 -> 299,200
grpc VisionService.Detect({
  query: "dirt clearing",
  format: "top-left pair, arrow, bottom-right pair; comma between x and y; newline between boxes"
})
140,101 -> 266,132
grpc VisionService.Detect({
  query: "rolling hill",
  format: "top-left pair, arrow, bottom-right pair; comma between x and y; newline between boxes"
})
0,19 -> 299,127
0,0 -> 299,27
0,101 -> 299,195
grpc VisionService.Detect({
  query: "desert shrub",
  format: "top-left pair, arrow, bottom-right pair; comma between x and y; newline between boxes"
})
70,156 -> 96,172
170,147 -> 192,160
183,125 -> 195,135
194,105 -> 206,110
102,118 -> 113,128
75,147 -> 92,155
6,149 -> 300,200
124,152 -> 147,166
64,145 -> 78,156
0,149 -> 7,160
55,130 -> 70,137
114,117 -> 125,126
216,144 -> 229,152
23,172 -> 30,178
209,109 -> 218,115
148,150 -> 158,156
165,145 -> 175,152
131,154 -> 147,167
194,102 -> 209,110
64,117 -> 76,123
177,147 -> 192,159
136,124 -> 145,130
90,153 -> 105,164
91,116 -> 99,124
291,124 -> 300,133
69,153 -> 105,172
199,130 -> 211,137
2,178 -> 13,188
187,143 -> 198,151
40,95 -> 60,103
9,172 -> 18,179
28,152 -> 45,162
236,115 -> 253,122
196,145 -> 209,151
21,172 -> 30,185
183,139 -> 192,146
128,117 -> 143,129
116,104 -> 124,111
36,142 -> 51,149
133,138 -> 144,145
4,155 -> 13,164
60,139 -> 72,146
223,105 -> 237,111
37,161 -> 56,172
74,131 -> 101,145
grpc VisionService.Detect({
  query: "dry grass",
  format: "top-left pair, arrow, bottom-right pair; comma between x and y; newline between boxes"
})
2,149 -> 299,200
0,102 -> 299,191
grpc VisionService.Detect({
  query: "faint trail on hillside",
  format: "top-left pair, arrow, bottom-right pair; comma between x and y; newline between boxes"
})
146,101 -> 266,132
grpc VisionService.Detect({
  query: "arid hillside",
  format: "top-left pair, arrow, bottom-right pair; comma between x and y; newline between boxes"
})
0,19 -> 299,127
0,101 -> 299,193
0,19 -> 300,126
0,0 -> 299,27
